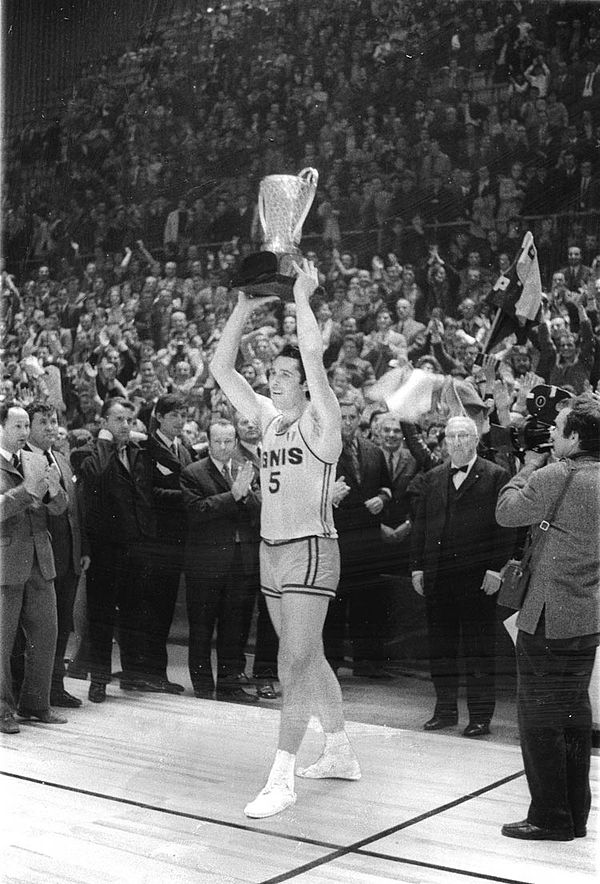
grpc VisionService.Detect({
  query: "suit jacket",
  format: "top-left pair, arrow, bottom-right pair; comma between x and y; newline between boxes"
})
80,438 -> 156,546
23,446 -> 88,578
394,317 -> 426,346
496,456 -> 600,640
382,447 -> 419,529
149,433 -> 193,545
334,436 -> 391,561
0,451 -> 67,584
559,262 -> 593,292
410,456 -> 514,590
181,457 -> 260,577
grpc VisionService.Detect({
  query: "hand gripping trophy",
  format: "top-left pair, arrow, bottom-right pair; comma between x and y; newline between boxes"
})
231,168 -> 319,301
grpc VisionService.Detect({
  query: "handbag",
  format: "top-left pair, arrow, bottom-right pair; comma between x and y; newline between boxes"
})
497,465 -> 575,611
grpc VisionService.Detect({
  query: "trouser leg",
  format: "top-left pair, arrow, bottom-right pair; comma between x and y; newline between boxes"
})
1,584 -> 25,715
216,548 -> 246,685
253,591 -> 279,679
52,569 -> 78,692
18,562 -> 58,712
186,571 -> 220,690
143,543 -> 182,679
516,630 -> 596,833
425,587 -> 460,715
117,544 -> 153,680
86,545 -> 118,683
459,586 -> 496,723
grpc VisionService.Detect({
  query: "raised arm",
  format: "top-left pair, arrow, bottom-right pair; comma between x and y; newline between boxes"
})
210,291 -> 276,424
292,259 -> 342,461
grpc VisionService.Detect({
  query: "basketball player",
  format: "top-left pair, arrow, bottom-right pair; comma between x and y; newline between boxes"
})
211,259 -> 360,819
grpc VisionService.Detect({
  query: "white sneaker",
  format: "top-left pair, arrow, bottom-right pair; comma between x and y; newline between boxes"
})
296,751 -> 361,780
244,782 -> 297,818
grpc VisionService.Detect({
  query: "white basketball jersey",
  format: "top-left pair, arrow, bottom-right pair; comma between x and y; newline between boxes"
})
260,413 -> 338,541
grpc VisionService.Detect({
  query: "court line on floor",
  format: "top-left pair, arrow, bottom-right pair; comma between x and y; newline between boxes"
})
259,770 -> 526,884
0,769 -> 345,851
3,767 -> 526,882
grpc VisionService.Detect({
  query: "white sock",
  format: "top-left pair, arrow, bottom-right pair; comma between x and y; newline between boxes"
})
324,730 -> 351,753
266,749 -> 296,790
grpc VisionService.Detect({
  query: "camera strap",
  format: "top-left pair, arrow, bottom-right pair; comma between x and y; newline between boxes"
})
524,463 -> 576,566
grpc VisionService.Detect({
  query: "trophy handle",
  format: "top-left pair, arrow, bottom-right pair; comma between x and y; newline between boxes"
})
291,168 -> 319,244
257,188 -> 267,239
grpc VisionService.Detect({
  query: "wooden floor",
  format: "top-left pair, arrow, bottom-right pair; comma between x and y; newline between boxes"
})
2,672 -> 598,884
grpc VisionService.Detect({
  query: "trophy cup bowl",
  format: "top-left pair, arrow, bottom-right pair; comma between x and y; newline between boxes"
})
231,168 -> 319,302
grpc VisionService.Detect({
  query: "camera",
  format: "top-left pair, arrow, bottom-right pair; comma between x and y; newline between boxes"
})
509,384 -> 571,454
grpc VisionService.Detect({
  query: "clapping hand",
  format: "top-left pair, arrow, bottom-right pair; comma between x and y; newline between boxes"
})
23,469 -> 49,500
46,463 -> 63,497
231,460 -> 254,501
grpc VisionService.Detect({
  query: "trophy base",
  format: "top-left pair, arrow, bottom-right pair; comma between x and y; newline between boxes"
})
232,250 -> 297,302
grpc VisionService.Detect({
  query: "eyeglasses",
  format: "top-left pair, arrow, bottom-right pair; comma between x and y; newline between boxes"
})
445,432 -> 475,441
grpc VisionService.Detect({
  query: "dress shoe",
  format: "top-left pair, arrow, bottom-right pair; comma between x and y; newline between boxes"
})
159,678 -> 185,694
50,689 -> 83,708
121,676 -> 184,694
193,687 -> 214,699
463,722 -> 490,738
88,682 -> 107,703
501,820 -> 574,841
423,714 -> 458,731
257,682 -> 277,700
17,708 -> 67,724
1,712 -> 20,734
143,677 -> 185,694
216,687 -> 258,704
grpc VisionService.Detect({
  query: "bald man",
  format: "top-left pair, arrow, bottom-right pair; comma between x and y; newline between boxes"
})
410,416 -> 515,737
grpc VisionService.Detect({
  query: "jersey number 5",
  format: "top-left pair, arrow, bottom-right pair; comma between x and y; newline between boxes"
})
268,470 -> 280,493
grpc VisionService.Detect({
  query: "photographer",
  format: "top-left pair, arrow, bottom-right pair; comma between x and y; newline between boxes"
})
495,393 -> 600,841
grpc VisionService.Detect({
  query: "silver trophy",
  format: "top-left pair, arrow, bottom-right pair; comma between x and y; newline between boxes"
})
257,167 -> 319,276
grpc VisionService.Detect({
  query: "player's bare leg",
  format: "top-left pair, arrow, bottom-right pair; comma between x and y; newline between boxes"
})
244,595 -> 359,818
298,648 -> 361,781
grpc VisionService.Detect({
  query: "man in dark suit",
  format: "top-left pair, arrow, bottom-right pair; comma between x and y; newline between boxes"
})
145,394 -> 192,693
232,411 -> 278,698
378,413 -> 419,566
0,401 -> 68,734
22,402 -> 90,708
559,244 -> 593,293
410,416 -> 514,737
80,397 -> 157,703
181,419 -> 260,703
324,399 -> 392,677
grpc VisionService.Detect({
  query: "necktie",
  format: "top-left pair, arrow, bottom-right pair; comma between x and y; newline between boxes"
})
450,465 -> 468,477
387,451 -> 396,478
45,449 -> 65,488
12,453 -> 24,477
222,463 -> 233,487
118,446 -> 130,472
344,439 -> 360,482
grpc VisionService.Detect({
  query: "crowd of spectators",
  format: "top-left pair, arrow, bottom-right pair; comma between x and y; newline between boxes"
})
2,1 -> 600,695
